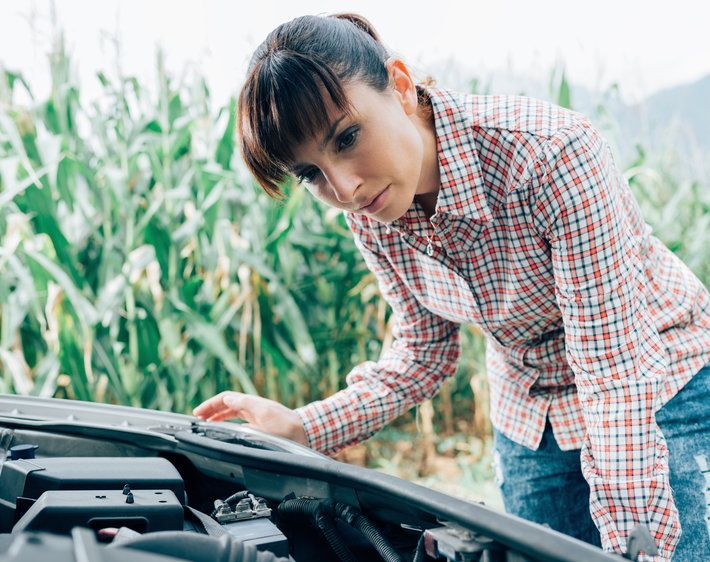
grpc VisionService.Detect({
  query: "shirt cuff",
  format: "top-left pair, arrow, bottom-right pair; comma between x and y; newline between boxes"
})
294,389 -> 366,456
582,437 -> 681,561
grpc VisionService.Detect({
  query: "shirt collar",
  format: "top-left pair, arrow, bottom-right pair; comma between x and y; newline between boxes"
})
389,84 -> 493,232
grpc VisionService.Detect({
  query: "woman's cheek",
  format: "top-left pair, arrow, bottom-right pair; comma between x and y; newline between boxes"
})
307,184 -> 340,209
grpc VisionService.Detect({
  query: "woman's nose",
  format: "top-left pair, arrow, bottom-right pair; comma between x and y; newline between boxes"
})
323,164 -> 361,204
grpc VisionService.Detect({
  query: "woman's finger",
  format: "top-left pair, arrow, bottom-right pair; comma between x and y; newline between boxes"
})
192,391 -> 239,418
204,399 -> 259,422
192,396 -> 223,417
206,410 -> 240,422
200,406 -> 232,421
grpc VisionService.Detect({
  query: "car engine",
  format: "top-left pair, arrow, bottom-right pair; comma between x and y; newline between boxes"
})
0,444 -> 424,562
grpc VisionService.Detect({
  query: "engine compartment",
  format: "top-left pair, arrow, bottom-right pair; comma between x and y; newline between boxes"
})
0,400 -> 624,562
0,437 -> 426,562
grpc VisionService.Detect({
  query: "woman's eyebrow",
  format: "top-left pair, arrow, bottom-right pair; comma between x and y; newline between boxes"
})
319,114 -> 347,151
289,114 -> 348,175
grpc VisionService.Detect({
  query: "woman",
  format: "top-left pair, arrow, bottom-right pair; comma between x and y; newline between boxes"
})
193,12 -> 710,561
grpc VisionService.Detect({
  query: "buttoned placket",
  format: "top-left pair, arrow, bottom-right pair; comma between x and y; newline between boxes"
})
386,214 -> 447,258
428,213 -> 447,256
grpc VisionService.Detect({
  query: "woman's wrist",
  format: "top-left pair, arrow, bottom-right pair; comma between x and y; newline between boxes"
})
287,411 -> 309,446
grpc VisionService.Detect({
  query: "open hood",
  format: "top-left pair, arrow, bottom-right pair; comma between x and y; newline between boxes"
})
0,394 -> 628,562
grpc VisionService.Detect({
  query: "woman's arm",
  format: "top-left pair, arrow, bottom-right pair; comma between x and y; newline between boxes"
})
532,121 -> 679,562
295,212 -> 461,456
194,212 -> 459,454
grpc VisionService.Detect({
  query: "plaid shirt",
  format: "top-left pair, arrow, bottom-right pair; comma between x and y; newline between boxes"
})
295,85 -> 710,560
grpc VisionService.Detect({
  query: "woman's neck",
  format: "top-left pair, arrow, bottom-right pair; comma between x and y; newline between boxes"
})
415,192 -> 438,220
413,93 -> 441,220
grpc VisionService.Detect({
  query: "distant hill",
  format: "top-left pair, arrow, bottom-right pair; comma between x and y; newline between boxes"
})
639,74 -> 710,149
599,74 -> 710,182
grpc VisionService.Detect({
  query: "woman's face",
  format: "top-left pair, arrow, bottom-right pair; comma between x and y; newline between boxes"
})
289,60 -> 438,224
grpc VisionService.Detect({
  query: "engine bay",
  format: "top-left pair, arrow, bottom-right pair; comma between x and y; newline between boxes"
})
0,398 -> 625,562
0,435 -> 430,562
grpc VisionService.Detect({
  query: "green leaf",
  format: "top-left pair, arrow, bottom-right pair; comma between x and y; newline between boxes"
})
4,70 -> 34,101
144,120 -> 162,133
168,93 -> 183,126
23,248 -> 98,326
557,68 -> 572,109
183,310 -> 257,395
216,97 -> 236,169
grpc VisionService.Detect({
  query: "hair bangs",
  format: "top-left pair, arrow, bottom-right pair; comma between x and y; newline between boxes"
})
237,51 -> 356,198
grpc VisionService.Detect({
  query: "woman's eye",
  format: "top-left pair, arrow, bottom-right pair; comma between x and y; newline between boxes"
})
298,168 -> 319,184
338,127 -> 359,151
296,127 -> 359,184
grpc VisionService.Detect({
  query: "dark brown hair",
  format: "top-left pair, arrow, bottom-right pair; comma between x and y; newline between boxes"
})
237,12 -> 436,199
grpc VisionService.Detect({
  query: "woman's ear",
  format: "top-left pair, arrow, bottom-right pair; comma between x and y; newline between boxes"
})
385,57 -> 419,116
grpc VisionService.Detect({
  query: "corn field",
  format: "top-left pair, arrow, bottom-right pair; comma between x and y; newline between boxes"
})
1,34 -> 709,487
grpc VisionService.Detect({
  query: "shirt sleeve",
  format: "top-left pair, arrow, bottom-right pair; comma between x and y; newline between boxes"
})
532,122 -> 680,561
295,212 -> 461,456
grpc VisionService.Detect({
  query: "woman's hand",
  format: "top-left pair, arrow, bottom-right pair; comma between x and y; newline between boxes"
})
192,392 -> 309,447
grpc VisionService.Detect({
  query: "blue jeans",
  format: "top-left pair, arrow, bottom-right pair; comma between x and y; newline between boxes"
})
492,362 -> 710,561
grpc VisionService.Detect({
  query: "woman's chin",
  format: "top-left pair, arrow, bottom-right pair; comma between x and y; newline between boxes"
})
354,185 -> 413,224
370,207 -> 403,224
368,195 -> 411,224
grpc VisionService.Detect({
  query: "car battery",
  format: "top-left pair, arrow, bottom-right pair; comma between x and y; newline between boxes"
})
213,492 -> 288,558
222,518 -> 289,558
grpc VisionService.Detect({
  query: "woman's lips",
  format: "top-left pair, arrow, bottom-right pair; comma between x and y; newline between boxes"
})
360,185 -> 390,214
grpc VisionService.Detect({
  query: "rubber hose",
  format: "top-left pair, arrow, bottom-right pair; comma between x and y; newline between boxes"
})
313,504 -> 358,562
331,501 -> 403,562
277,497 -> 317,517
278,498 -> 357,562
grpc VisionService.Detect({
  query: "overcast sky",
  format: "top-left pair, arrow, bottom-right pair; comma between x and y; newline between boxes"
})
1,0 -> 709,107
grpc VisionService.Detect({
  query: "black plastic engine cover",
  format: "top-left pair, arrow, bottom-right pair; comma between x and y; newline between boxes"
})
0,457 -> 185,531
13,489 -> 183,534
